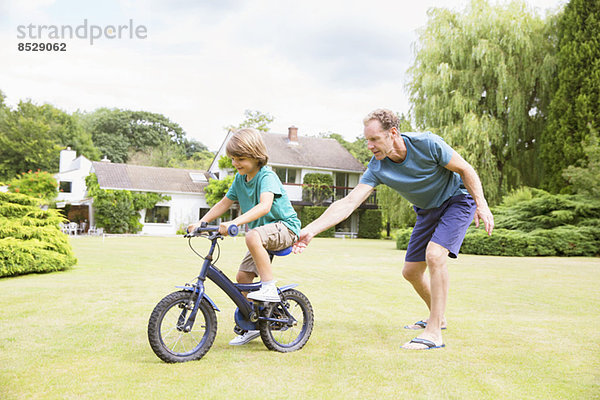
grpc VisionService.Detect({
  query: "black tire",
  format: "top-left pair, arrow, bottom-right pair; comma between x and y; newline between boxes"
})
147,291 -> 217,363
258,289 -> 314,352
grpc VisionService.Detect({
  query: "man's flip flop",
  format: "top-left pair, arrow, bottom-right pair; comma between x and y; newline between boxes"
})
401,337 -> 445,350
404,320 -> 447,330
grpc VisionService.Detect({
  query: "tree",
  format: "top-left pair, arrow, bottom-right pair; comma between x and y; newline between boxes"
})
0,101 -> 99,180
0,90 -> 7,115
562,127 -> 600,198
179,138 -> 215,170
539,0 -> 600,192
204,175 -> 234,207
225,110 -> 274,132
407,0 -> 558,204
0,102 -> 64,180
82,108 -> 187,163
127,138 -> 187,168
376,185 -> 416,236
321,133 -> 372,166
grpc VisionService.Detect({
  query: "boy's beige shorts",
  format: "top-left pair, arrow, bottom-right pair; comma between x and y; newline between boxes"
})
239,222 -> 297,276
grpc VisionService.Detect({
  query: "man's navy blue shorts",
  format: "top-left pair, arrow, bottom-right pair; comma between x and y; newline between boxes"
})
405,194 -> 476,262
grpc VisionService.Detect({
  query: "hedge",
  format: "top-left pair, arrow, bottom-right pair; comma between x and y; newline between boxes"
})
300,206 -> 334,238
395,189 -> 600,257
0,192 -> 77,278
396,226 -> 600,257
358,209 -> 382,239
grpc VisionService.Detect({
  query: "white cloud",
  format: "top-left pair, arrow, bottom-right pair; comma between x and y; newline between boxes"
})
0,0 -> 566,151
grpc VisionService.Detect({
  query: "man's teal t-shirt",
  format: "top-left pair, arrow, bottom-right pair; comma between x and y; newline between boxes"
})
226,166 -> 301,236
360,132 -> 468,209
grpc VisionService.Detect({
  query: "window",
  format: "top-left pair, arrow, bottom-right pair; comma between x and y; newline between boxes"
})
145,206 -> 170,224
59,181 -> 72,193
274,167 -> 298,184
189,173 -> 207,183
335,173 -> 349,199
199,208 -> 210,220
335,173 -> 349,187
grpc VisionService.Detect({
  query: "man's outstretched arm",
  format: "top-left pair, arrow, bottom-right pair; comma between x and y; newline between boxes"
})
293,183 -> 375,253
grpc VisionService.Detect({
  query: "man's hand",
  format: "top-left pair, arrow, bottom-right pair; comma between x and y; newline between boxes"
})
292,229 -> 316,254
474,206 -> 494,236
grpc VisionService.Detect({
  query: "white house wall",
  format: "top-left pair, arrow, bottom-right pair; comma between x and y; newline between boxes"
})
140,192 -> 210,235
208,131 -> 233,179
55,158 -> 92,203
282,184 -> 303,202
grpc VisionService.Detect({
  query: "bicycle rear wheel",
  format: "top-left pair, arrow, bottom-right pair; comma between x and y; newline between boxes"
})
147,291 -> 217,363
259,289 -> 313,352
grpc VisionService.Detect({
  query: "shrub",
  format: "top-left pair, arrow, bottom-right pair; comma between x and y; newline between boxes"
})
300,206 -> 334,238
358,209 -> 382,239
7,170 -> 57,203
395,188 -> 600,257
0,192 -> 77,277
461,226 -> 600,257
395,228 -> 413,250
86,174 -> 170,234
492,188 -> 600,232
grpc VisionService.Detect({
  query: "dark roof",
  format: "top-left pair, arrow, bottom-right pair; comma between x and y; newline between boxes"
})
92,162 -> 208,194
263,133 -> 365,172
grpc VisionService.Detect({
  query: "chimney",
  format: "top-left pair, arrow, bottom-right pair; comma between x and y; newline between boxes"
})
59,147 -> 77,172
288,125 -> 298,144
101,155 -> 111,163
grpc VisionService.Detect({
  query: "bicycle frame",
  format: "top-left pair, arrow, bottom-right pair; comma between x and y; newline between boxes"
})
178,229 -> 298,332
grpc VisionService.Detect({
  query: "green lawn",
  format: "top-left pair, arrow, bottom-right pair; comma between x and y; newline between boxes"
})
1,236 -> 599,399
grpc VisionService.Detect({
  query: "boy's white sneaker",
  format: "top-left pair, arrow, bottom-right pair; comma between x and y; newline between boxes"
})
247,284 -> 280,302
229,330 -> 260,345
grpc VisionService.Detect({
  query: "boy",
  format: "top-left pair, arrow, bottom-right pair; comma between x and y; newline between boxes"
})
188,128 -> 300,345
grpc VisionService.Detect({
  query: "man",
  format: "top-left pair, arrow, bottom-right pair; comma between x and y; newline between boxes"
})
293,109 -> 494,350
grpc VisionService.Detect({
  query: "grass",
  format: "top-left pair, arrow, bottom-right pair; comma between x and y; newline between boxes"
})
0,235 -> 599,399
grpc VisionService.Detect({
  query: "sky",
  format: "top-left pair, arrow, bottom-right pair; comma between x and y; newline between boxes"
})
0,0 -> 566,151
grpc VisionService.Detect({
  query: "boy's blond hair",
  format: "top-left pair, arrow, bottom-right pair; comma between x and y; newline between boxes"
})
363,108 -> 399,131
226,128 -> 269,167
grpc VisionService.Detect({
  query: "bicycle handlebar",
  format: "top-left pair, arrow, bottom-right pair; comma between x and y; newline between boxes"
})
185,224 -> 239,237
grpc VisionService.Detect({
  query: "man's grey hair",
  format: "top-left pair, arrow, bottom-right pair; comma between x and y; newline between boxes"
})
363,108 -> 399,131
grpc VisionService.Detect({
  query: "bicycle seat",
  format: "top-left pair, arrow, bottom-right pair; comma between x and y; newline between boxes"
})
268,247 -> 292,257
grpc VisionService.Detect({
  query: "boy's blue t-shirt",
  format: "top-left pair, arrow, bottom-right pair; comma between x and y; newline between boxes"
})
226,166 -> 301,236
360,132 -> 468,209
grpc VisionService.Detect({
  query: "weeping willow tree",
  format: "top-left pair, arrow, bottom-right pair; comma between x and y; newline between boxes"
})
407,0 -> 559,204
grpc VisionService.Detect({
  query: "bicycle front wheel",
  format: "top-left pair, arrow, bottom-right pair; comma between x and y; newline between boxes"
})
259,289 -> 314,352
147,291 -> 217,363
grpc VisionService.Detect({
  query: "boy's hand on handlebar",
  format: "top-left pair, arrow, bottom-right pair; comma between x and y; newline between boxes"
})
219,221 -> 236,236
187,222 -> 201,235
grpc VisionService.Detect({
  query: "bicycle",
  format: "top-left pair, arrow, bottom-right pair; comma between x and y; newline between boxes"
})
147,223 -> 314,363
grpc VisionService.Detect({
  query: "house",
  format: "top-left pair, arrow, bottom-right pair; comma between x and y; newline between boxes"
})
55,125 -> 374,236
55,148 -> 94,228
209,126 -> 375,237
55,148 -> 211,235
91,161 -> 211,235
